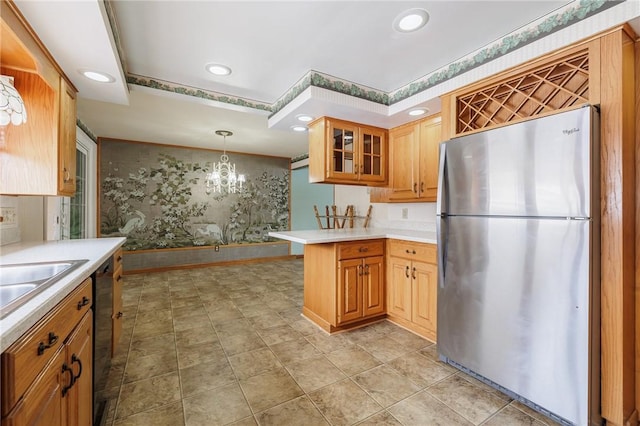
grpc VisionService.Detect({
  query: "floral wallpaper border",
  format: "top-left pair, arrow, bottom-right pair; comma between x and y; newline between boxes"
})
76,118 -> 97,143
113,0 -> 620,119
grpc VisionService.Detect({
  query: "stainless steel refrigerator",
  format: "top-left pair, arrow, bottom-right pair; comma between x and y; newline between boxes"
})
436,105 -> 600,426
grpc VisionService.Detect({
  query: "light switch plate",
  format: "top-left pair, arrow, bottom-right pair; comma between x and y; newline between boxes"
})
401,208 -> 409,219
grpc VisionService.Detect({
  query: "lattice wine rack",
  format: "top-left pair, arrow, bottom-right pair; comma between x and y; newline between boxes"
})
456,49 -> 590,134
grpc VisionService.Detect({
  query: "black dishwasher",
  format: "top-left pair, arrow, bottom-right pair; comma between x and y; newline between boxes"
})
93,258 -> 113,426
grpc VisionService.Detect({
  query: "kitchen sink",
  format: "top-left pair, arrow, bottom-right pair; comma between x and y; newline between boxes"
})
0,259 -> 89,319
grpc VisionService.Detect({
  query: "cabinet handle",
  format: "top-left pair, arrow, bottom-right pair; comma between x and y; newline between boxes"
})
364,265 -> 369,275
358,265 -> 363,276
61,363 -> 74,396
360,164 -> 364,173
358,247 -> 369,253
116,311 -> 124,319
404,249 -> 417,255
116,274 -> 123,282
63,168 -> 70,182
405,266 -> 410,278
420,182 -> 425,193
354,163 -> 358,174
117,255 -> 123,262
37,332 -> 59,356
412,267 -> 417,280
413,183 -> 418,193
77,296 -> 90,310
71,353 -> 83,382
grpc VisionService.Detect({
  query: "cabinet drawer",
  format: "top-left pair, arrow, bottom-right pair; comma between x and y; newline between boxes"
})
1,277 -> 92,416
337,240 -> 384,260
387,239 -> 436,263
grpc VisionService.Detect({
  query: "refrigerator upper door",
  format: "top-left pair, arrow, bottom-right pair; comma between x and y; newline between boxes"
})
437,215 -> 592,426
440,106 -> 593,218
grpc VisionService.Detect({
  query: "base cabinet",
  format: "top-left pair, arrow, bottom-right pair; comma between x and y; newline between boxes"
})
112,249 -> 124,356
386,240 -> 437,341
303,240 -> 386,333
1,278 -> 93,426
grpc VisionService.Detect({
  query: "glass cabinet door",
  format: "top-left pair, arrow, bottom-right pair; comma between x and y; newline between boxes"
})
329,122 -> 358,179
360,128 -> 385,182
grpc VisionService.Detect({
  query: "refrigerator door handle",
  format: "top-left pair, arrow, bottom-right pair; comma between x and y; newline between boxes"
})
436,142 -> 447,215
436,216 -> 447,286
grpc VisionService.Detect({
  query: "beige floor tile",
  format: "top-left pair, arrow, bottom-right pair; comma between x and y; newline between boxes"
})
457,372 -> 512,402
388,351 -> 455,388
177,341 -> 225,369
305,332 -> 354,354
285,355 -> 346,393
356,336 -> 408,363
134,308 -> 172,325
483,404 -> 546,426
248,312 -> 287,330
256,395 -> 328,426
237,303 -> 275,318
136,298 -> 172,313
131,318 -> 174,339
207,305 -> 244,324
509,401 -> 564,425
123,351 -> 178,383
270,337 -> 322,364
180,357 -> 236,397
426,374 -> 510,424
388,390 -> 473,426
219,330 -> 267,356
175,324 -> 219,348
128,332 -> 176,360
257,324 -> 301,346
353,365 -> 421,408
290,318 -> 321,335
173,312 -> 211,332
386,328 -> 433,351
308,378 -> 382,426
114,401 -> 184,426
239,367 -> 304,413
326,346 -> 382,376
356,410 -> 403,425
228,347 -> 283,380
172,304 -> 207,320
115,372 -> 181,419
183,382 -> 252,426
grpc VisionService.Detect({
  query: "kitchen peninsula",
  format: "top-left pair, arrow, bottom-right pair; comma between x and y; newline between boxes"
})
269,229 -> 438,340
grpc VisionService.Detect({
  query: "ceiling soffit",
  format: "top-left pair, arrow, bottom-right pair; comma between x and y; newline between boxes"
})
107,0 -> 620,118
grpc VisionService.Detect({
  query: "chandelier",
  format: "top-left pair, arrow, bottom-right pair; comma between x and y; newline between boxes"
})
205,130 -> 245,194
0,75 -> 27,126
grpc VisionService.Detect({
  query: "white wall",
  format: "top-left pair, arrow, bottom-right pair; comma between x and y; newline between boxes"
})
334,185 -> 437,232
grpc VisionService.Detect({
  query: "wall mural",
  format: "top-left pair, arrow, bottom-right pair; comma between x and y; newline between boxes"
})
99,139 -> 290,251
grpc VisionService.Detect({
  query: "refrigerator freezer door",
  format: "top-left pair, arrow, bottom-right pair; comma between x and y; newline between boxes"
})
437,215 -> 592,425
440,107 -> 592,218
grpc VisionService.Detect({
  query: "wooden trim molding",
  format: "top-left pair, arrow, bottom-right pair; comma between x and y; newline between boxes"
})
635,38 -> 640,426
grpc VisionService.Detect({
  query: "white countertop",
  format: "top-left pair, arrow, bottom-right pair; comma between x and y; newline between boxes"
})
0,237 -> 126,352
269,228 -> 437,245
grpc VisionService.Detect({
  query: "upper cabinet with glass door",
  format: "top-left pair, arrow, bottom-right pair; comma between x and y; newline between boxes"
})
308,117 -> 387,186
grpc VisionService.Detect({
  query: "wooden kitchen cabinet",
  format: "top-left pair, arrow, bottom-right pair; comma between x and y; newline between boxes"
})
1,278 -> 93,426
0,1 -> 78,196
308,117 -> 387,186
386,239 -> 437,341
112,249 -> 124,356
303,239 -> 386,333
370,114 -> 441,202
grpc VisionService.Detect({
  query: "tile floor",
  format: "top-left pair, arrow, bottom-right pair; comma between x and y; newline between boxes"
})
101,258 -> 560,426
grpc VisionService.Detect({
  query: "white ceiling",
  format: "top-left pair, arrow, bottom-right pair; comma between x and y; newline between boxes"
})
12,1 -> 639,159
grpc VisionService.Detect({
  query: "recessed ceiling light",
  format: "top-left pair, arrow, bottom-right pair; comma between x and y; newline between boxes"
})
296,114 -> 314,122
206,63 -> 232,76
393,9 -> 429,33
79,70 -> 115,83
291,125 -> 307,132
408,108 -> 429,116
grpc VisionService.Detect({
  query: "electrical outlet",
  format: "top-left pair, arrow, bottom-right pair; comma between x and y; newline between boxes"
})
214,245 -> 220,252
0,207 -> 17,226
401,208 -> 409,219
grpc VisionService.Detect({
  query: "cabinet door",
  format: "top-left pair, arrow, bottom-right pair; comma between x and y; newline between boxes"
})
388,123 -> 419,200
362,256 -> 384,317
411,261 -> 437,335
65,311 -> 93,426
417,116 -> 441,201
112,265 -> 123,357
337,258 -> 363,324
2,348 -> 67,426
327,119 -> 359,181
359,127 -> 386,183
386,256 -> 412,321
58,77 -> 77,196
